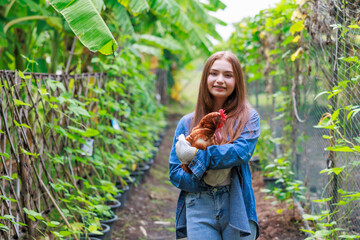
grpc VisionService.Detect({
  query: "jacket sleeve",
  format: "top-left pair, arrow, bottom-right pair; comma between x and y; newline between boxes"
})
188,110 -> 261,180
168,115 -> 207,193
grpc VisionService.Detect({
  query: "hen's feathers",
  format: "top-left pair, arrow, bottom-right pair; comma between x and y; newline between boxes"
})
181,111 -> 225,173
185,128 -> 217,150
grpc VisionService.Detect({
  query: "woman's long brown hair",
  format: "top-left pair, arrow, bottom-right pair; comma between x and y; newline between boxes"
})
190,51 -> 250,144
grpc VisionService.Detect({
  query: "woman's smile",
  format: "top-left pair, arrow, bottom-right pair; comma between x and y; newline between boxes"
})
213,86 -> 226,91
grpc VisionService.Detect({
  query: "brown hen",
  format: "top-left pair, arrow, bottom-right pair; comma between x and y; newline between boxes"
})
181,109 -> 227,173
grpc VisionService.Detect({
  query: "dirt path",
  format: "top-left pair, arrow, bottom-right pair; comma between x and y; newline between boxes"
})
112,113 -> 307,240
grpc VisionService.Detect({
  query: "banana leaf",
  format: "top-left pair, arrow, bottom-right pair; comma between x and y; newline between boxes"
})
117,0 -> 149,16
132,44 -> 162,58
111,2 -> 135,36
48,0 -> 117,55
136,34 -> 182,52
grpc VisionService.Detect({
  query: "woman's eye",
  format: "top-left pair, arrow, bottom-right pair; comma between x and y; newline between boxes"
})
210,72 -> 217,76
225,74 -> 232,78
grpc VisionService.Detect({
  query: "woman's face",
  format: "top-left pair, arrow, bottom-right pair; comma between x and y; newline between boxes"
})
207,58 -> 236,106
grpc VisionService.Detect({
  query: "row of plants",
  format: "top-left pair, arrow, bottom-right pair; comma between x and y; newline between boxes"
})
1,0 -> 230,239
224,0 -> 360,238
0,46 -> 166,239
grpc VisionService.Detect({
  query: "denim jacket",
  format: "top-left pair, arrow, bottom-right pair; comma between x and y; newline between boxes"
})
169,109 -> 261,239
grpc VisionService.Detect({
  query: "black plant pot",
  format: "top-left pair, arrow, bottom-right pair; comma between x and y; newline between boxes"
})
126,176 -> 136,187
100,214 -> 118,240
117,175 -> 135,188
151,149 -> 158,158
115,184 -> 130,210
130,170 -> 144,185
113,192 -> 122,202
106,199 -> 122,214
88,223 -> 110,240
139,164 -> 150,177
154,139 -> 161,147
146,157 -> 155,167
263,177 -> 285,190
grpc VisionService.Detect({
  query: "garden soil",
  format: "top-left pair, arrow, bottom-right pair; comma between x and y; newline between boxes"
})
112,113 -> 307,240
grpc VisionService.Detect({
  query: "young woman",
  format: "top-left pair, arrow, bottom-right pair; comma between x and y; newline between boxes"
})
169,51 -> 261,239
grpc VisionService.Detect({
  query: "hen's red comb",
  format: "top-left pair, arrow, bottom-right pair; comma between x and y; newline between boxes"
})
219,109 -> 227,121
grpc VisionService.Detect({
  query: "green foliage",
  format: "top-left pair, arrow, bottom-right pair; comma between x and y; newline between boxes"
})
226,0 -> 360,238
48,0 -> 117,55
0,0 -> 226,73
1,44 -> 166,238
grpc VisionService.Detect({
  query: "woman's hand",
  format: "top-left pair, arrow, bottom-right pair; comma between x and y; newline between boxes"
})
175,134 -> 197,164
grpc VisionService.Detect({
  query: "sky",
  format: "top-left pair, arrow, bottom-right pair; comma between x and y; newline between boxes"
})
209,0 -> 281,41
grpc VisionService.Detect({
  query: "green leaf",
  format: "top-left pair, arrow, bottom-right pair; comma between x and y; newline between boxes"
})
83,128 -> 100,137
353,146 -> 360,152
340,56 -> 359,64
20,147 -> 39,158
88,226 -> 103,234
320,166 -> 344,175
281,35 -> 294,46
0,223 -> 9,231
18,70 -> 25,79
38,88 -> 48,96
331,109 -> 340,121
334,200 -> 348,206
48,0 -> 117,55
132,44 -> 162,58
137,34 -> 182,52
0,175 -> 14,181
300,229 -> 314,235
0,195 -> 17,202
289,20 -> 305,35
58,231 -> 72,236
347,24 -> 360,29
325,146 -> 353,152
0,152 -> 10,158
313,196 -> 333,203
3,215 -> 14,220
343,192 -> 360,198
23,208 -> 44,221
322,135 -> 333,139
44,220 -> 60,227
47,79 -> 66,92
13,120 -> 31,129
339,234 -> 360,239
91,0 -> 104,12
110,2 -> 135,36
302,213 -> 321,221
45,16 -> 63,31
118,0 -> 149,16
14,99 -> 31,107
68,105 -> 90,118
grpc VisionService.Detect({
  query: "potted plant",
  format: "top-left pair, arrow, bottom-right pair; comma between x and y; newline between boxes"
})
115,183 -> 130,210
99,212 -> 118,240
129,169 -> 144,185
263,156 -> 288,190
88,223 -> 110,240
105,199 -> 121,214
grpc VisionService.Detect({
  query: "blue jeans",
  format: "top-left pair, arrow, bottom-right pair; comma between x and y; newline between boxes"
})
185,185 -> 257,240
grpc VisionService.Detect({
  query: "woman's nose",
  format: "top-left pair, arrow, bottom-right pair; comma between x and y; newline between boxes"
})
216,74 -> 224,83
